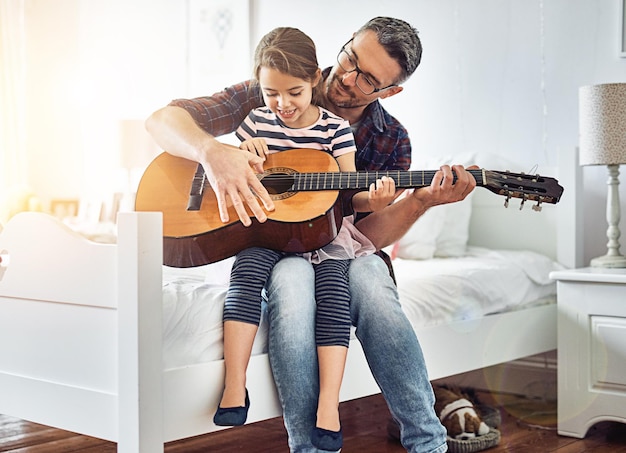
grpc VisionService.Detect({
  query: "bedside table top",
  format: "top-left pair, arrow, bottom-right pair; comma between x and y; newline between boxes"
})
550,267 -> 626,284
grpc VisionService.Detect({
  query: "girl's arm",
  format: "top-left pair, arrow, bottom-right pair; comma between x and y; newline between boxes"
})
335,153 -> 396,213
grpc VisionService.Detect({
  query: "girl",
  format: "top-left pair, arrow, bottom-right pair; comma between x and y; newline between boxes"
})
213,27 -> 395,451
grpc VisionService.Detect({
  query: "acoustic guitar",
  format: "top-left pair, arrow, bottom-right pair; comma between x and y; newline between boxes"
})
135,149 -> 564,268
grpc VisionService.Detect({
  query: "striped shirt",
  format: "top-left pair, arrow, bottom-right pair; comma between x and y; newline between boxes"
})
236,107 -> 370,262
235,106 -> 357,158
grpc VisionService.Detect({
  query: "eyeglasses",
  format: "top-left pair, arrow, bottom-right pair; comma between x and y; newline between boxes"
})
336,39 -> 396,95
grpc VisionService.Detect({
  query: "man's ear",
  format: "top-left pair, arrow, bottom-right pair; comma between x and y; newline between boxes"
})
379,85 -> 403,100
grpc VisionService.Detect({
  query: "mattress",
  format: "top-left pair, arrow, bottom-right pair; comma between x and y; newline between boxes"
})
393,246 -> 562,329
161,247 -> 563,370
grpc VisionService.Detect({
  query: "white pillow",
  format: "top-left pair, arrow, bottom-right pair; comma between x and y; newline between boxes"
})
392,204 -> 445,260
390,149 -> 477,260
434,193 -> 473,257
393,149 -> 538,260
391,195 -> 473,260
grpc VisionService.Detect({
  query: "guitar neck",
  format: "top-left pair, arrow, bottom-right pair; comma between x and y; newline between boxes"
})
285,169 -> 486,191
189,148 -> 561,207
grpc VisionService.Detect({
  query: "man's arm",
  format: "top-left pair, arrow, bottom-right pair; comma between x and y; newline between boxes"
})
144,86 -> 274,226
357,164 -> 477,249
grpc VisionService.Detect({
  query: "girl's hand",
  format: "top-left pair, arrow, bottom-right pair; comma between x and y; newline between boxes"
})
368,176 -> 396,212
240,138 -> 269,160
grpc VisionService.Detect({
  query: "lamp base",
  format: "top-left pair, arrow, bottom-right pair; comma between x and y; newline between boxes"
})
590,254 -> 626,268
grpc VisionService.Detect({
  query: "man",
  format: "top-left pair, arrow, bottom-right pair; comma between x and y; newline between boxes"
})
146,17 -> 475,453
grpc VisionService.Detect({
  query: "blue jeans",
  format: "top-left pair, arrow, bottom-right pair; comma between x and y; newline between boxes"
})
265,254 -> 447,453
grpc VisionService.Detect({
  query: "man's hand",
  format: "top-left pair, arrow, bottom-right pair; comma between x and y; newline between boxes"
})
200,143 -> 275,226
145,106 -> 274,227
410,164 -> 477,209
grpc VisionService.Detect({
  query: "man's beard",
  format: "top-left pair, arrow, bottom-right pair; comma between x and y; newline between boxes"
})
325,74 -> 369,110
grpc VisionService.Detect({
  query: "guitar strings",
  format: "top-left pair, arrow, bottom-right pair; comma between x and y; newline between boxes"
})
261,170 -> 485,187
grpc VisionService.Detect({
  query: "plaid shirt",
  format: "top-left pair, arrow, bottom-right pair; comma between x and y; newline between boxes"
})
169,68 -> 412,172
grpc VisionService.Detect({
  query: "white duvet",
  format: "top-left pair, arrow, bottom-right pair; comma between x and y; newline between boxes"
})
393,246 -> 563,330
161,248 -> 563,369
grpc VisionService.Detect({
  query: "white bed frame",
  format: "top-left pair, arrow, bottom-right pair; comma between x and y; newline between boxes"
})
0,149 -> 580,452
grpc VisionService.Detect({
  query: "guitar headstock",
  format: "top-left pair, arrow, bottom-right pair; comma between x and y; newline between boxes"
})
482,170 -> 564,211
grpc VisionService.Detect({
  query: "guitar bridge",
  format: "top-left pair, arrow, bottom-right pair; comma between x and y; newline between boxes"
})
187,163 -> 206,211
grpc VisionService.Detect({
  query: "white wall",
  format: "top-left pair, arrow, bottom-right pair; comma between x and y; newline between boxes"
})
19,0 -> 249,204
252,0 -> 626,266
20,0 -> 188,203
15,0 -> 626,265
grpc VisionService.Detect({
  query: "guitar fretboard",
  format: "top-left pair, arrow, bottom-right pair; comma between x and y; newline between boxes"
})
188,158 -> 561,207
281,169 -> 486,191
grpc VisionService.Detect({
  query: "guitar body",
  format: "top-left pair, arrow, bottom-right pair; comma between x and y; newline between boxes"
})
136,148 -> 564,268
135,150 -> 343,267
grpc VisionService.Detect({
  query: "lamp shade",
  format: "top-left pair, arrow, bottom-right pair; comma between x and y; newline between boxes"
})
579,83 -> 626,166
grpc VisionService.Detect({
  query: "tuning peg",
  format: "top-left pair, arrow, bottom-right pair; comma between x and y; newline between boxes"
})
532,200 -> 542,212
519,194 -> 526,210
504,193 -> 510,208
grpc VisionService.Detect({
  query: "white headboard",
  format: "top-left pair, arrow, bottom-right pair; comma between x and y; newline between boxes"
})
468,147 -> 581,268
468,186 -> 558,260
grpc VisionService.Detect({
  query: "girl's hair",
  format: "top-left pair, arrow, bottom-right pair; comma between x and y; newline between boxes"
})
253,27 -> 322,103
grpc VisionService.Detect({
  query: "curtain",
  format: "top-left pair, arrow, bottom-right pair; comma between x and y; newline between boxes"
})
0,0 -> 27,195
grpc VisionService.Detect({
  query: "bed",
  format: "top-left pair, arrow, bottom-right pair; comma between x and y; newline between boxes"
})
0,149 -> 578,452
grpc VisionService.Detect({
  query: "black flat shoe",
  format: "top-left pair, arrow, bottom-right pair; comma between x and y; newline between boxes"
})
213,389 -> 250,426
311,426 -> 343,451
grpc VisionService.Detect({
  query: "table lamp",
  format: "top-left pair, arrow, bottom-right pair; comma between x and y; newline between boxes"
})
579,83 -> 626,268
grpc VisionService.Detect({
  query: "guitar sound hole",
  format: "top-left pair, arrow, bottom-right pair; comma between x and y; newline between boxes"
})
262,172 -> 295,195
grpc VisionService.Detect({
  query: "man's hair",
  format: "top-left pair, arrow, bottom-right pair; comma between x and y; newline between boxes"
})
356,17 -> 422,84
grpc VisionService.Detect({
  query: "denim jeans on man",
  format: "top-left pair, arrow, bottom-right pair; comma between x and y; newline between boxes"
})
264,254 -> 448,453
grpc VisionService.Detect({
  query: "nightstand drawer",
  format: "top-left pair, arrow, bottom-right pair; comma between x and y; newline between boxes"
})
590,315 -> 626,389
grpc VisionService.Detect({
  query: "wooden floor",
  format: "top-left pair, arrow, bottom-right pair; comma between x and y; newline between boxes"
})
2,388 -> 626,452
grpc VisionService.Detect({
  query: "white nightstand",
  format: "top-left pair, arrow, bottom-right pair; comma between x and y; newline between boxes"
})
550,267 -> 626,438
